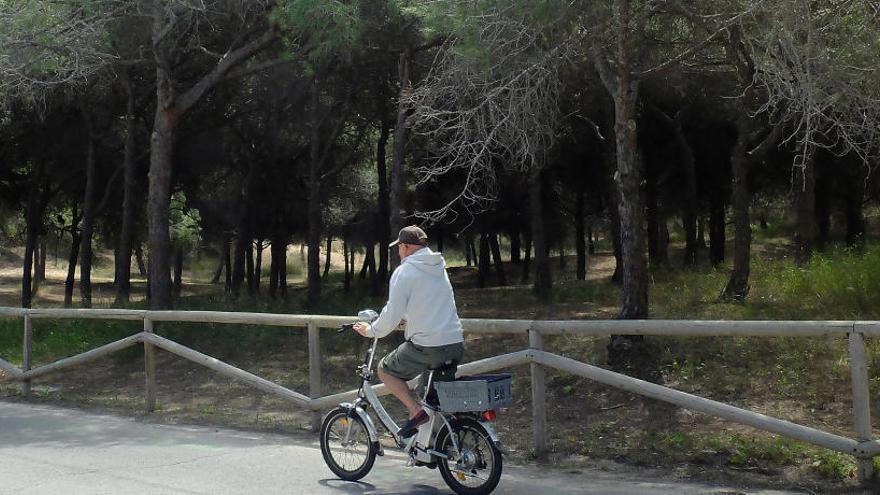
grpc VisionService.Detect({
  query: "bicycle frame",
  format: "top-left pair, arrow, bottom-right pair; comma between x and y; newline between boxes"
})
338,336 -> 462,463
322,314 -> 506,493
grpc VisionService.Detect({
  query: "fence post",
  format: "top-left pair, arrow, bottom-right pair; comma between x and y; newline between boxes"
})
144,318 -> 157,412
21,314 -> 32,397
849,329 -> 875,482
308,321 -> 322,432
529,327 -> 546,452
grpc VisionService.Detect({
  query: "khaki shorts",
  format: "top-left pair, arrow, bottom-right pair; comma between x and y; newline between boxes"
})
379,341 -> 464,383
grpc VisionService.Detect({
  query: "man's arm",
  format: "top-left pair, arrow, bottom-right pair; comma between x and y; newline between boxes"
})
365,269 -> 409,338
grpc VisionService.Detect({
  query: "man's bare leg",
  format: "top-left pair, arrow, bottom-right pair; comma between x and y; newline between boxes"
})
378,369 -> 421,418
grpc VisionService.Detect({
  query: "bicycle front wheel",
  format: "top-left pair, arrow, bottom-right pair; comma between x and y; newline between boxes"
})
437,417 -> 503,495
320,407 -> 376,481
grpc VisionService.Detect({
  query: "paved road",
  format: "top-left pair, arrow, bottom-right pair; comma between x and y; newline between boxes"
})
0,401 -> 802,495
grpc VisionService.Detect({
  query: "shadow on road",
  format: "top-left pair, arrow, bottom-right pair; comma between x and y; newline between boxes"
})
318,479 -> 445,495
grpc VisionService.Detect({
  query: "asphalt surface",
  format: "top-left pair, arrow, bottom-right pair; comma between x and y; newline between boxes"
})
0,400 -> 805,495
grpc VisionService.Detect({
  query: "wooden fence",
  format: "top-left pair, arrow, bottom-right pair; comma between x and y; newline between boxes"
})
0,307 -> 877,482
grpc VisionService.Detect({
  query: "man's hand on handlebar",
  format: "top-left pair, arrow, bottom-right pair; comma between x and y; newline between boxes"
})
352,322 -> 370,337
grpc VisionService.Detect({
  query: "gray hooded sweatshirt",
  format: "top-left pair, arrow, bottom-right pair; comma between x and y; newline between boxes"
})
365,247 -> 464,347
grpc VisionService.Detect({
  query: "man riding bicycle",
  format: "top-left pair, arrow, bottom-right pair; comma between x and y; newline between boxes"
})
353,225 -> 465,438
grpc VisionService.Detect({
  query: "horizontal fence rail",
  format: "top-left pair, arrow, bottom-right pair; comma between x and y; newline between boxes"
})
0,308 -> 876,482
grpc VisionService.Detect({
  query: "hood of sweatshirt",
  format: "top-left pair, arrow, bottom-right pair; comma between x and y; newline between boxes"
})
404,247 -> 446,276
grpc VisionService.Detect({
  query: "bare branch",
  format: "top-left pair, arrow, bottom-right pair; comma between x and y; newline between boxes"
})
406,7 -> 572,223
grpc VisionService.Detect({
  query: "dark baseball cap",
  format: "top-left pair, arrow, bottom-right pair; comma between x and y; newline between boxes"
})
389,225 -> 428,247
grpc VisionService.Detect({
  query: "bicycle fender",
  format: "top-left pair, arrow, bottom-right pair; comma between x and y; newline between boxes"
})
339,402 -> 380,443
479,420 -> 506,454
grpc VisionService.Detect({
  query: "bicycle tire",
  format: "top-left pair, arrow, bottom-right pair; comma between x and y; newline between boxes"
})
319,407 -> 376,481
436,417 -> 503,495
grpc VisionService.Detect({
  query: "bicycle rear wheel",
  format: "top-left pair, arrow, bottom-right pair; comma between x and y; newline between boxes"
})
436,417 -> 503,495
320,407 -> 376,481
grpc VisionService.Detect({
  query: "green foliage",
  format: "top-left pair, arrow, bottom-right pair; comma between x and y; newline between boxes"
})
748,244 -> 880,320
0,318 -> 139,367
0,0 -> 117,100
170,192 -> 201,251
273,0 -> 363,62
810,450 -> 857,479
728,434 -> 807,467
410,0 -> 575,66
0,318 -> 22,363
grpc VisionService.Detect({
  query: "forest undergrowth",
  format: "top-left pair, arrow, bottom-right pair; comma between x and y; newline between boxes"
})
2,237 -> 880,492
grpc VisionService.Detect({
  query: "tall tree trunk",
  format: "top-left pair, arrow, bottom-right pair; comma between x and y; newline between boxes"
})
366,243 -> 375,279
389,50 -> 411,270
33,241 -> 47,295
602,128 -> 623,283
147,91 -> 175,309
478,231 -> 490,288
343,239 -> 351,291
172,247 -> 183,299
721,115 -> 753,301
359,248 -> 370,279
794,155 -> 816,264
306,181 -> 322,306
113,246 -> 119,285
79,112 -> 98,308
245,240 -> 255,296
254,239 -> 264,292
232,162 -> 258,297
279,243 -> 288,298
376,118 -> 391,292
489,232 -> 507,286
660,108 -> 698,267
436,227 -> 445,253
362,243 -> 376,280
115,69 -> 138,306
306,81 -> 324,307
269,239 -> 280,299
21,173 -> 43,308
656,208 -> 669,266
575,185 -> 587,281
521,231 -> 532,284
64,227 -> 81,308
845,166 -> 866,248
646,166 -> 660,268
558,244 -> 566,271
54,236 -> 60,267
509,228 -> 521,264
223,237 -> 232,293
210,248 -> 224,284
230,236 -> 246,296
593,12 -> 648,317
530,170 -> 552,296
698,215 -> 708,250
322,236 -> 332,279
814,154 -> 831,251
134,242 -> 148,277
464,235 -> 473,267
709,196 -> 725,266
612,85 -> 647,317
470,239 -> 478,267
587,223 -> 596,255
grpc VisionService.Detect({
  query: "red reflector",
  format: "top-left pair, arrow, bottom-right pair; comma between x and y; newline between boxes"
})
481,410 -> 497,421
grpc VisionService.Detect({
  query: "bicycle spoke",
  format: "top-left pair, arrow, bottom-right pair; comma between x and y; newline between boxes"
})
325,415 -> 370,472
